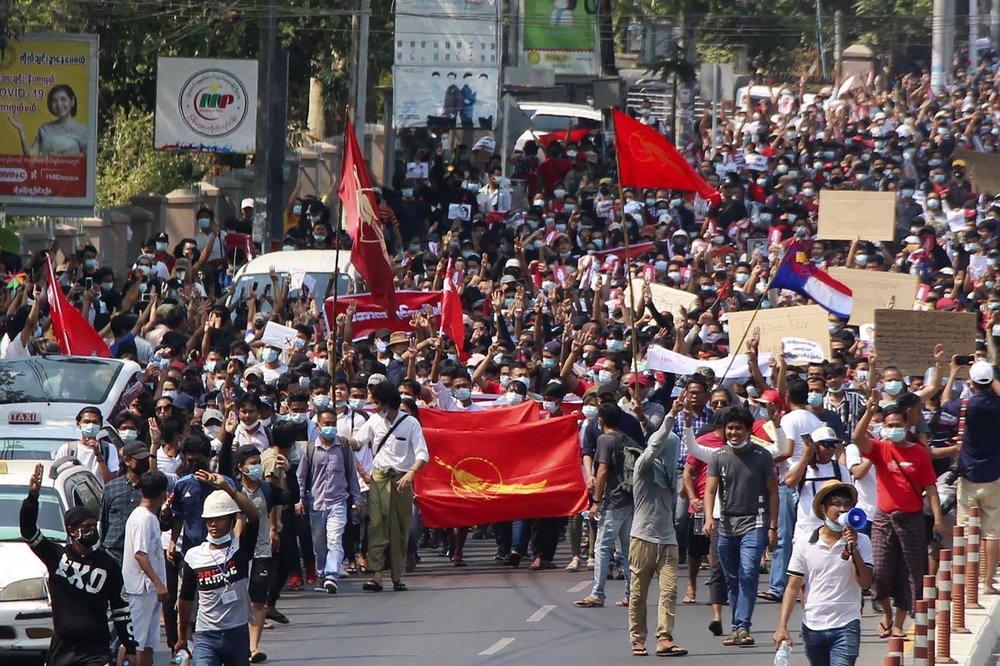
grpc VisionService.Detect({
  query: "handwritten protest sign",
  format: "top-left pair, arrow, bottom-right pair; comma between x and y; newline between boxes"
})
261,321 -> 299,351
623,278 -> 698,317
828,268 -> 918,324
781,337 -> 826,364
727,305 -> 831,360
953,149 -> 1000,194
873,309 -> 977,376
817,190 -> 896,240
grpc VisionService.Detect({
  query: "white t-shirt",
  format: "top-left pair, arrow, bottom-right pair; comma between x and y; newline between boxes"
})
53,440 -> 120,487
844,444 -> 877,518
793,461 -> 853,543
156,449 -> 183,476
123,506 -> 166,595
261,363 -> 287,386
779,409 -> 824,473
787,531 -> 873,631
0,332 -> 30,359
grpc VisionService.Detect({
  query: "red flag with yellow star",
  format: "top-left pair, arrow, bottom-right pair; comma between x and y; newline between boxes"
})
414,414 -> 588,528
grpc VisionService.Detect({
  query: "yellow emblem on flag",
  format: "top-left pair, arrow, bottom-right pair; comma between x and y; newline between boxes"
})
434,456 -> 547,501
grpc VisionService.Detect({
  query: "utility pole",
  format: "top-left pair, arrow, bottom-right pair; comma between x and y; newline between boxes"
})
255,0 -> 289,246
834,10 -> 843,77
972,0 -> 980,71
992,0 -> 1000,45
931,0 -> 951,93
815,0 -> 827,79
355,0 -> 370,156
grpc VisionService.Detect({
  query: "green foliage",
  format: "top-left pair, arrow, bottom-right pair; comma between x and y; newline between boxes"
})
95,107 -> 205,208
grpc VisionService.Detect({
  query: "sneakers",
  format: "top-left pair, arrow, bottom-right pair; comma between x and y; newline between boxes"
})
305,563 -> 318,586
285,573 -> 303,591
565,556 -> 581,572
323,578 -> 338,594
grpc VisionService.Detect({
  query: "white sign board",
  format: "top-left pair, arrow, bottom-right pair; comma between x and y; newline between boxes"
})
781,337 -> 825,364
393,65 -> 499,130
261,321 -> 299,351
154,57 -> 258,152
394,0 -> 499,65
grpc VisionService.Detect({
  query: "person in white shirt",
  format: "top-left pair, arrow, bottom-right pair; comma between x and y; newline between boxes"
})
1,290 -> 42,359
234,395 -> 271,452
343,381 -> 428,592
52,407 -> 120,485
774,480 -> 873,666
258,345 -> 288,386
122,471 -> 169,666
783,426 -> 854,544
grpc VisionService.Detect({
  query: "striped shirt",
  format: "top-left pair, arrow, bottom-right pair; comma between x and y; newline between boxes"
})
672,407 -> 713,468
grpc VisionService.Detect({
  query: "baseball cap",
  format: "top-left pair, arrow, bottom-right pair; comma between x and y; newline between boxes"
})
171,393 -> 195,412
202,408 -> 225,425
810,425 -> 840,445
367,373 -> 388,387
622,372 -> 650,387
241,197 -> 255,209
64,506 -> 98,528
970,360 -> 995,385
123,441 -> 151,460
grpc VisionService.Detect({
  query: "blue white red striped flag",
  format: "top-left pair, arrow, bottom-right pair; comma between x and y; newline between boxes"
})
771,243 -> 853,319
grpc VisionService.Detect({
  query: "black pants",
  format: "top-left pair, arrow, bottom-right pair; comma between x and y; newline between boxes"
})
343,500 -> 368,563
164,548 -> 180,649
267,508 -> 298,607
531,517 -> 564,561
47,635 -> 109,666
293,509 -> 315,573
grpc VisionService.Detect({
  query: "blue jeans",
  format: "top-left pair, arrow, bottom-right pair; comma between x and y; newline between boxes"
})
718,526 -> 767,631
590,506 -> 633,602
768,485 -> 798,596
193,624 -> 250,666
801,619 -> 861,666
310,502 -> 348,581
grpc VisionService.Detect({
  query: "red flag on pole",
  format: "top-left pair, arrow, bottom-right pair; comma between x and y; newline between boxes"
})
339,118 -> 398,314
440,258 -> 467,360
414,415 -> 589,528
612,109 -> 721,205
45,256 -> 110,357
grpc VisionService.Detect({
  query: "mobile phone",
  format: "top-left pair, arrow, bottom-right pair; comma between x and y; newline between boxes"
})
198,271 -> 204,283
84,277 -> 93,289
263,284 -> 271,297
955,355 -> 974,365
140,292 -> 150,302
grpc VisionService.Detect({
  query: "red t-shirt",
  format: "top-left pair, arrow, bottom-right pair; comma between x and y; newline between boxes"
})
538,157 -> 573,195
685,431 -> 725,512
864,438 -> 936,514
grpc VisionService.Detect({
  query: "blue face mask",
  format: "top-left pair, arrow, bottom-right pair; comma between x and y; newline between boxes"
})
493,353 -> 505,365
320,426 -> 338,440
198,218 -> 211,230
313,394 -> 331,409
119,429 -> 138,443
884,380 -> 904,396
246,464 -> 264,481
542,357 -> 557,369
607,340 -> 625,352
452,387 -> 472,401
882,426 -> 907,443
262,348 -> 279,363
807,392 -> 824,408
206,532 -> 233,546
349,398 -> 367,411
292,205 -> 302,215
824,517 -> 844,532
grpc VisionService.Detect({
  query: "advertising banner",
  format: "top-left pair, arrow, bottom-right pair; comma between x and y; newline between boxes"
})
0,34 -> 98,216
393,65 -> 499,129
395,0 -> 499,65
154,57 -> 258,153
520,0 -> 598,75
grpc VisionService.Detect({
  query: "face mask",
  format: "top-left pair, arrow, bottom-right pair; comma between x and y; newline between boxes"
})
206,531 -> 233,546
542,400 -> 559,413
855,370 -> 868,384
313,394 -> 331,409
882,426 -> 907,443
283,244 -> 296,252
729,438 -> 749,450
542,357 -> 557,369
83,258 -> 97,271
205,425 -> 221,439
592,238 -> 604,249
348,398 -> 367,411
928,199 -> 941,210
807,392 -> 824,408
335,400 -> 348,410
775,165 -> 788,175
901,189 -> 914,198
828,384 -> 843,394
512,377 -> 529,389
246,464 -> 264,481
787,213 -> 798,223
75,527 -> 100,548
453,387 -> 472,402
232,355 -> 246,365
965,242 -> 980,252
499,375 -> 511,387
314,234 -> 327,242
802,188 -> 815,197
582,405 -> 599,420
884,380 -> 904,396
667,271 -> 681,282
292,204 -> 302,215
402,188 -> 414,197
563,203 -> 575,213
824,517 -> 844,532
598,370 -> 613,383
198,218 -> 211,230
80,423 -> 101,438
505,393 -> 525,405
243,419 -> 260,432
855,254 -> 868,266
606,340 -> 625,352
553,188 -> 567,199
447,353 -> 458,362
155,242 -> 168,252
320,425 -> 338,440
287,411 -> 307,424
788,170 -> 799,179
132,459 -> 150,476
100,281 -> 114,292
262,348 -> 279,363
119,429 -> 138,443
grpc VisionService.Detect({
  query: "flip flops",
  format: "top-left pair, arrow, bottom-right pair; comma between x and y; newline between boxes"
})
574,596 -> 604,608
362,580 -> 383,592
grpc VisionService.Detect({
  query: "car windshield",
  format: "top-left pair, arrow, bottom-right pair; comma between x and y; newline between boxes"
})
231,272 -> 350,313
530,114 -> 602,133
0,357 -> 122,405
0,486 -> 65,542
0,438 -> 73,461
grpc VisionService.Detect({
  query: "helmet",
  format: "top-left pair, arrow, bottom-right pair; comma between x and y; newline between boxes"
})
202,490 -> 240,518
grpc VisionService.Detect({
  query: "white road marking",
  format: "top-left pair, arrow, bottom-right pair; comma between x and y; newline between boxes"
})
567,580 -> 590,593
479,637 -> 516,655
526,604 -> 556,622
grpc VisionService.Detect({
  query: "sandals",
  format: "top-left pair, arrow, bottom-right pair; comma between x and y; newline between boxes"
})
681,593 -> 696,604
632,642 -> 648,656
756,590 -> 782,602
655,642 -> 688,657
574,595 -> 605,608
723,628 -> 754,647
393,581 -> 407,591
615,598 -> 630,607
362,580 -> 383,592
878,622 -> 893,639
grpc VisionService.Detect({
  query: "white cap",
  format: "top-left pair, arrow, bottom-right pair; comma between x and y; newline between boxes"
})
202,489 -> 240,518
367,373 -> 388,386
202,408 -> 224,425
240,197 -> 255,209
810,425 -> 840,443
970,360 -> 994,385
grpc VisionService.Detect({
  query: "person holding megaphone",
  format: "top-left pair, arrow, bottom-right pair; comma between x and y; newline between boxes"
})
773,480 -> 873,666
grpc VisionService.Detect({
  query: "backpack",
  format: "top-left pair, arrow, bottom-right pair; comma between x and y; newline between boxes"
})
67,439 -> 111,465
612,432 -> 645,497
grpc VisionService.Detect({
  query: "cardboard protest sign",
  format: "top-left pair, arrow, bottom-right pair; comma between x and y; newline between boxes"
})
261,321 -> 299,351
727,304 -> 831,360
953,149 -> 1000,194
447,203 -> 472,221
623,278 -> 698,317
781,337 -> 825,364
405,162 -> 429,179
873,309 -> 977,376
828,268 -> 918,324
817,190 -> 896,241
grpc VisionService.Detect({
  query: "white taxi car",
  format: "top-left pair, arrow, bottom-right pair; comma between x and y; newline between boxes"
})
0,356 -> 143,461
0,458 -> 103,662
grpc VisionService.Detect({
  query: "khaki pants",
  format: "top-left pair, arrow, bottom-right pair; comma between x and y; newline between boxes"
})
628,538 -> 678,644
368,468 -> 413,583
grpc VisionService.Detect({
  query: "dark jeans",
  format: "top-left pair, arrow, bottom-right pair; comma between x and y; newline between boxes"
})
46,636 -> 108,666
531,517 -> 564,561
293,509 -> 314,573
266,507 -> 298,607
164,548 -> 179,649
801,619 -> 861,666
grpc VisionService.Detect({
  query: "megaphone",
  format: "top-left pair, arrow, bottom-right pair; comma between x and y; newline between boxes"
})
837,507 -> 868,530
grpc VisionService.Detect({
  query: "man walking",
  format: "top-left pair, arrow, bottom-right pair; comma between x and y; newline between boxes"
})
627,410 -> 687,657
99,440 -> 151,563
20,463 -> 137,666
773,480 -> 873,665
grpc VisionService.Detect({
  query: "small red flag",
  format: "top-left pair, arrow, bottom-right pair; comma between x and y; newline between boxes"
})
612,109 -> 720,205
339,118 -> 397,314
45,256 -> 110,358
440,259 -> 467,360
414,414 -> 588,528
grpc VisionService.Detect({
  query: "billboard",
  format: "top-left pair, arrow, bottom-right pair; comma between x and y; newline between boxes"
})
395,0 -> 499,65
520,0 -> 598,75
154,57 -> 258,153
393,66 -> 499,129
0,34 -> 99,216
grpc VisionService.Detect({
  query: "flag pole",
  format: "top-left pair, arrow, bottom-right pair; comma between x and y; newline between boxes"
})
330,111 -> 352,379
45,255 -> 71,354
608,108 -> 641,381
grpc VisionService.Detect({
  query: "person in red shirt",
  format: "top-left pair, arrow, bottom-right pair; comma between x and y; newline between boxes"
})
853,391 -> 943,642
537,143 -> 574,199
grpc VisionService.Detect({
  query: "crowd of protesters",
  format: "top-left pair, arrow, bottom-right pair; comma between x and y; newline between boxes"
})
8,55 -> 1000,665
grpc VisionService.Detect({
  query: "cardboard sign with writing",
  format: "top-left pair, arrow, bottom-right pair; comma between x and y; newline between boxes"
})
953,149 -> 1000,195
873,309 -> 977,376
727,304 -> 831,360
817,190 -> 896,241
624,278 -> 698,317
261,321 -> 300,351
828,268 -> 918,324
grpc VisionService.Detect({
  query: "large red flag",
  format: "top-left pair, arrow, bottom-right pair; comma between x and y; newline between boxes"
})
440,259 -> 467,360
419,400 -> 539,430
612,109 -> 720,205
339,118 -> 397,313
324,290 -> 442,340
414,414 -> 588,528
45,256 -> 110,357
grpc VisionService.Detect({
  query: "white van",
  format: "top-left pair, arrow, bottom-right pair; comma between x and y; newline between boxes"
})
513,102 -> 603,152
226,250 -> 355,314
